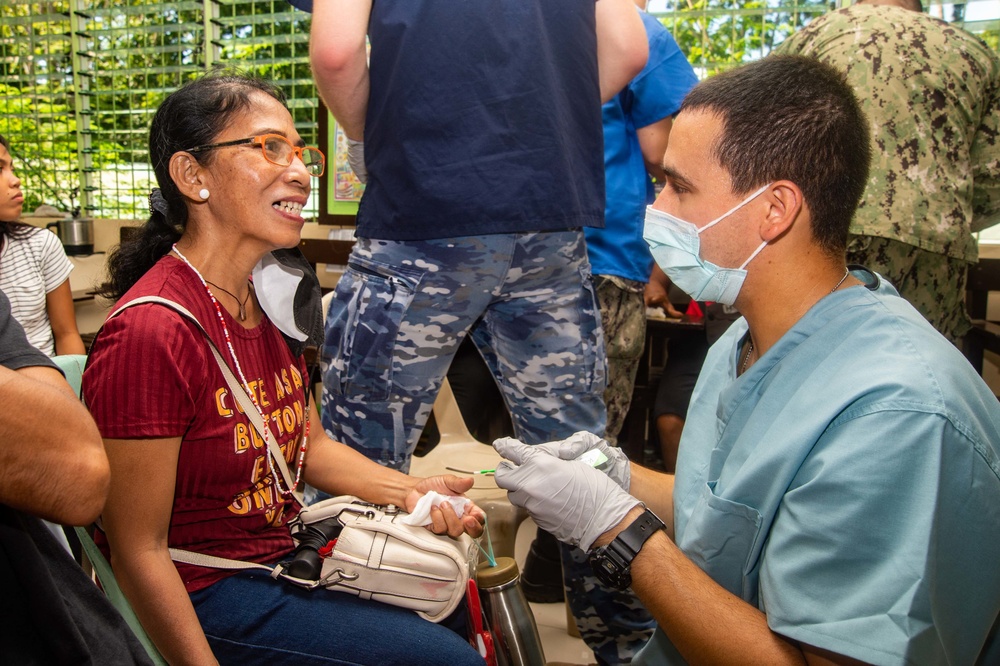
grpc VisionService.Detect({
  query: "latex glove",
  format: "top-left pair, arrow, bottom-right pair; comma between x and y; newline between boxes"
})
493,437 -> 640,551
494,431 -> 631,491
346,137 -> 367,183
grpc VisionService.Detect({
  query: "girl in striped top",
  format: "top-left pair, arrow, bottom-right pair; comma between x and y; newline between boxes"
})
0,134 -> 85,356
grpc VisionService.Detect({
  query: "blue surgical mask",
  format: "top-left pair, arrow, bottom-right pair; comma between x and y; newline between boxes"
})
643,183 -> 771,305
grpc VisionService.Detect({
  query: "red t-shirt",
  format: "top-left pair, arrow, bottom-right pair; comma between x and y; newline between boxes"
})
83,256 -> 305,592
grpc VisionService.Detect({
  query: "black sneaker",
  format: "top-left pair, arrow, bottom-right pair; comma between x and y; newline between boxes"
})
520,530 -> 564,603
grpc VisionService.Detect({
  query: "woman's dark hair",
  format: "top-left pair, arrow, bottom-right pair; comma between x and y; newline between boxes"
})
100,71 -> 287,300
0,133 -> 34,249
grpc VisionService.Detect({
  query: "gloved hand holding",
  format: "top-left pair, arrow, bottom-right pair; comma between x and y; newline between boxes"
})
493,437 -> 640,551
346,137 -> 367,183
494,431 -> 631,491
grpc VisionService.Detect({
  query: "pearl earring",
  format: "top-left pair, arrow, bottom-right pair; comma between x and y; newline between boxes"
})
199,188 -> 210,201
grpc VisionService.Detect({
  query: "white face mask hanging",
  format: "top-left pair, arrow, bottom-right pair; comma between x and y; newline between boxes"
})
643,183 -> 771,306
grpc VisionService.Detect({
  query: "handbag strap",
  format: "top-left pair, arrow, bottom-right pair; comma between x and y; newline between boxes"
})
168,547 -> 331,590
107,296 -> 302,503
168,547 -> 281,577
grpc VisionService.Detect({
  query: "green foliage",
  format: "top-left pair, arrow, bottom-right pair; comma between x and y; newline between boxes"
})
1,0 -> 996,219
652,0 -> 831,76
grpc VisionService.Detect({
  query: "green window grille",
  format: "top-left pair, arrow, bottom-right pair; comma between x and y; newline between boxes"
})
1,0 -> 997,221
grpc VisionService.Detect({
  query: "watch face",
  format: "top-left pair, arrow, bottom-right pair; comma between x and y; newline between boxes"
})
589,550 -> 632,590
588,509 -> 665,590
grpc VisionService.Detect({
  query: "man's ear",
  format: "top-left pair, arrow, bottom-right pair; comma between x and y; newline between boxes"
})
759,181 -> 803,242
168,151 -> 208,202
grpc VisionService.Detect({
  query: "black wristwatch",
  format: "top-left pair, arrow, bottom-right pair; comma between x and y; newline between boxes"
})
589,508 -> 665,590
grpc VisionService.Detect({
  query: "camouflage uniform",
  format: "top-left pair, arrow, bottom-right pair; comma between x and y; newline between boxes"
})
846,235 -> 970,344
777,4 -> 1000,343
320,230 -> 607,473
593,276 -> 647,445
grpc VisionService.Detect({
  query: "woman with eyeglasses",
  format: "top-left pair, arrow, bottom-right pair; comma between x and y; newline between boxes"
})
82,72 -> 484,665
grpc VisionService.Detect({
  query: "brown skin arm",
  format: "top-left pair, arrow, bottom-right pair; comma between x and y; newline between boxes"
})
637,115 -> 672,183
594,506 -> 869,665
45,279 -> 86,355
101,436 -> 219,665
0,363 -> 108,524
645,263 -> 684,318
302,400 -> 485,538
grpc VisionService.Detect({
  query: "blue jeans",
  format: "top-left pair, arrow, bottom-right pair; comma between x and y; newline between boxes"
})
190,569 -> 481,665
320,230 -> 607,471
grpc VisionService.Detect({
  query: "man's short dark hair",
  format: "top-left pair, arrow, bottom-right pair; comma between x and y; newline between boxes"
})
680,54 -> 871,256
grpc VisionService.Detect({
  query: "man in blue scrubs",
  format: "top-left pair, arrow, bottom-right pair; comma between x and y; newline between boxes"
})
493,54 -> 1000,664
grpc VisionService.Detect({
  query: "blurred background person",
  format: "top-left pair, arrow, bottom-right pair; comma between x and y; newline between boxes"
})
778,0 -> 1000,345
0,134 -> 85,357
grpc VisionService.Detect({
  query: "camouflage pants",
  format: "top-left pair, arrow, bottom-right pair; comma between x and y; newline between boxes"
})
593,276 -> 647,446
565,280 -> 654,666
320,230 -> 607,472
561,541 -> 656,665
847,235 -> 972,344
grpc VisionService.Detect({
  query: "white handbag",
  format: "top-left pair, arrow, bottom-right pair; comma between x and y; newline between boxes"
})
169,495 -> 475,623
110,297 -> 476,623
285,495 -> 476,622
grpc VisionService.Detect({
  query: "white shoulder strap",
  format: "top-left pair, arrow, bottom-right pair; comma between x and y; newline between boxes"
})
108,296 -> 302,502
168,547 -> 280,576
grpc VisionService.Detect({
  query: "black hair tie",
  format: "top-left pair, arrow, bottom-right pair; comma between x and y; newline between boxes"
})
148,188 -> 170,218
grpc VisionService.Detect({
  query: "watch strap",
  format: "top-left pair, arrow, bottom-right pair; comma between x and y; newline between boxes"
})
614,507 -> 666,558
589,507 -> 665,589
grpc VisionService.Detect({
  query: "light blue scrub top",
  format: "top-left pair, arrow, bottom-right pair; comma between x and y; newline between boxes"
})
634,269 -> 1000,665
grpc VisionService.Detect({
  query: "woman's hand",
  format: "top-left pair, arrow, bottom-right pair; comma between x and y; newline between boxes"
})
406,475 -> 486,539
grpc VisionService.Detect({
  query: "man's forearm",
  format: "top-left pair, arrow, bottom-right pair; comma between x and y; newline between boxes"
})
629,532 -> 811,665
628,463 -> 675,536
0,365 -> 108,524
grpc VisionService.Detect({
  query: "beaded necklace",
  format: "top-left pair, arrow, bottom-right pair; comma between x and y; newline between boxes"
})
172,244 -> 308,497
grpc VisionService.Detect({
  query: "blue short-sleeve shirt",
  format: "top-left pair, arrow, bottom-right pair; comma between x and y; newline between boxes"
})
585,11 -> 698,282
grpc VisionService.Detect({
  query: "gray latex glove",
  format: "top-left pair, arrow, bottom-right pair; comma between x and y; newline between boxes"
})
493,437 -> 640,551
346,137 -> 367,183
493,431 -> 631,491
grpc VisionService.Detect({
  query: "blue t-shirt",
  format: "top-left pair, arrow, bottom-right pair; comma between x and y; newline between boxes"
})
359,0 -> 605,241
635,270 -> 1000,664
585,11 -> 697,283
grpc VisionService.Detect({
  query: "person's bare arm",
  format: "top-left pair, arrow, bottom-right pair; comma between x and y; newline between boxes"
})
626,463 -> 675,536
645,262 -> 684,318
302,401 -> 484,537
309,0 -> 372,139
597,507 -> 867,665
0,364 -> 107,524
102,436 -> 219,666
637,115 -> 672,183
596,0 -> 649,102
46,279 -> 86,356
